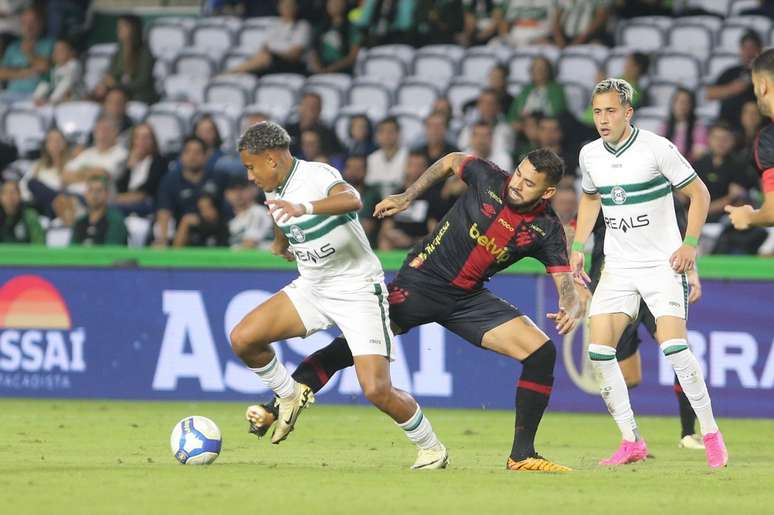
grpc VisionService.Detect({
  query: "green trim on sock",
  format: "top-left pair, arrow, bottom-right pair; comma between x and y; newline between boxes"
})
663,345 -> 689,356
589,352 -> 616,361
403,412 -> 424,432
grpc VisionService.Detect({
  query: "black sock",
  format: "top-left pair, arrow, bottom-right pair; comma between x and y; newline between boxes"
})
511,340 -> 556,461
674,374 -> 697,438
291,335 -> 354,392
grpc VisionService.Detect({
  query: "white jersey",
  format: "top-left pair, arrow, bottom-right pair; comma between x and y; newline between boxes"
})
580,126 -> 698,269
266,158 -> 383,287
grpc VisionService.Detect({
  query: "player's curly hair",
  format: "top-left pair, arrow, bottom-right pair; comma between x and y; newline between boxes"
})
237,121 -> 291,154
592,78 -> 634,108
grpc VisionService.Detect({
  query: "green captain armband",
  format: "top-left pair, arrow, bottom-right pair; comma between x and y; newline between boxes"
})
571,241 -> 585,252
683,236 -> 699,247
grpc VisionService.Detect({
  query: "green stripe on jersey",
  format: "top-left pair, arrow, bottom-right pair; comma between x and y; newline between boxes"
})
597,175 -> 669,195
285,213 -> 356,244
589,352 -> 616,361
675,173 -> 698,189
276,158 -> 299,197
600,183 -> 671,206
279,214 -> 332,231
682,273 -> 688,320
374,283 -> 392,359
603,127 -> 639,157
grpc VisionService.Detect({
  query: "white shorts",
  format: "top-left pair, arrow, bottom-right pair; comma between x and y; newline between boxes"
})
589,265 -> 688,321
282,277 -> 393,359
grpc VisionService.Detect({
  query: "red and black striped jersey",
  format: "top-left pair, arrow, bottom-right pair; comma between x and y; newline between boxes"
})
753,123 -> 774,193
401,156 -> 570,291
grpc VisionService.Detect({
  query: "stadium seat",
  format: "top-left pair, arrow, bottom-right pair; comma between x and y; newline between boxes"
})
604,46 -> 634,78
617,23 -> 665,51
668,25 -> 714,55
1,108 -> 47,156
388,106 -> 425,147
561,44 -> 609,63
221,48 -> 254,72
54,101 -> 100,145
301,82 -> 345,124
653,52 -> 703,87
696,102 -> 720,121
333,105 -> 371,145
647,80 -> 680,107
243,16 -> 279,28
172,50 -> 217,78
205,81 -> 251,109
726,15 -> 772,37
126,101 -> 149,124
396,78 -> 442,114
144,110 -> 187,155
460,47 -> 499,81
240,103 -> 289,126
163,74 -> 208,103
507,80 -> 527,97
717,20 -> 769,51
676,15 -> 723,33
358,54 -> 407,81
148,20 -> 190,58
557,54 -> 600,88
366,44 -> 416,66
417,44 -> 465,61
446,78 -> 482,117
84,43 -> 117,78
705,51 -> 739,81
559,82 -> 590,118
348,78 -> 393,120
254,80 -> 298,114
412,52 -> 457,82
685,0 -> 731,16
635,105 -> 669,118
196,15 -> 242,31
305,73 -> 352,91
125,213 -> 152,248
627,15 -> 674,31
190,25 -> 236,55
633,114 -> 665,134
729,0 -> 760,14
238,26 -> 268,49
261,73 -> 306,91
152,58 -> 171,84
507,53 -> 535,81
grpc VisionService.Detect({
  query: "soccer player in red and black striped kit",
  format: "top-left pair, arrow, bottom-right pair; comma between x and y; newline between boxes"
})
726,48 -> 774,228
247,149 -> 588,472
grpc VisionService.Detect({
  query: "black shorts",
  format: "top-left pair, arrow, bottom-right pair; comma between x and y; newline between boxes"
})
387,271 -> 522,346
616,299 -> 656,361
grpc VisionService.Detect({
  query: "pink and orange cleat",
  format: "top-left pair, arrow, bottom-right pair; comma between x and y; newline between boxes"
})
703,431 -> 729,468
600,439 -> 649,466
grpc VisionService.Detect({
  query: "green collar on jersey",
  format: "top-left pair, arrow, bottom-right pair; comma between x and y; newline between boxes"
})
276,158 -> 299,197
603,126 -> 639,157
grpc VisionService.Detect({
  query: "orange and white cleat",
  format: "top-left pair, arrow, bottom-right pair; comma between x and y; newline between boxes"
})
506,454 -> 572,472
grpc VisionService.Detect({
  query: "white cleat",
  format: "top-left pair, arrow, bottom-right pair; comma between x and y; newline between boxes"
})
411,444 -> 449,470
678,434 -> 706,450
271,383 -> 315,444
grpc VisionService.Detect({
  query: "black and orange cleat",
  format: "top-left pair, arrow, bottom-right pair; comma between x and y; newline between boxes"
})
506,454 -> 572,473
246,401 -> 278,438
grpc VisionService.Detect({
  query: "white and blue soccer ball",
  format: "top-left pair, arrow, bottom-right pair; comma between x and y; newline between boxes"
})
170,416 -> 222,465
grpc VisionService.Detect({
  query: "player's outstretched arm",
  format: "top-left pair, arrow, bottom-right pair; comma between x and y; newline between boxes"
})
374,152 -> 468,219
569,192 -> 601,284
547,272 -> 585,335
267,182 -> 362,223
725,190 -> 774,229
671,177 -> 710,273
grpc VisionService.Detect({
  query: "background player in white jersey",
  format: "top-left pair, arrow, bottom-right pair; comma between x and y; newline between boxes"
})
570,79 -> 728,468
230,122 -> 448,469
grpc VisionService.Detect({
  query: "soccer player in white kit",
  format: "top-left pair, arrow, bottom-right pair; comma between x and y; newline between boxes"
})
230,122 -> 448,469
570,79 -> 728,468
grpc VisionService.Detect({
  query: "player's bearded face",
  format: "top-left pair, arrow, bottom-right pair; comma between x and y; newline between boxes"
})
507,160 -> 552,209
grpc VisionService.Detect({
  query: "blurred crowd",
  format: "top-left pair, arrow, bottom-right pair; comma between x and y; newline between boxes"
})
0,0 -> 772,255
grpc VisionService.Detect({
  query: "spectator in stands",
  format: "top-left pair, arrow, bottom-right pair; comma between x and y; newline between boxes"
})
192,115 -> 227,174
739,99 -> 767,151
71,176 -> 128,246
240,110 -> 271,134
494,0 -> 558,47
552,0 -> 611,48
286,92 -> 342,157
46,0 -> 90,40
514,111 -> 541,161
463,64 -> 514,116
662,87 -> 708,163
225,0 -> 311,76
367,116 -> 408,198
461,0 -> 498,46
24,128 -> 70,217
0,1 -> 23,56
465,120 -> 512,171
346,114 -> 377,156
414,0 -> 465,46
414,111 -> 458,164
706,30 -> 762,128
459,88 -> 514,157
614,0 -> 672,18
62,115 -> 128,198
354,0 -> 415,46
536,115 -> 578,176
0,178 -> 44,244
224,175 -> 272,249
308,0 -> 361,75
551,185 -> 577,225
154,136 -> 226,247
173,193 -> 229,248
94,15 -> 157,104
115,123 -> 167,217
300,127 -> 344,169
0,6 -> 52,103
342,153 -> 381,246
507,56 -> 566,124
378,150 -> 445,250
32,38 -> 83,106
738,0 -> 774,18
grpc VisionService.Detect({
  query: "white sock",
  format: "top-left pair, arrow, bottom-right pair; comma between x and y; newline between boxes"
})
397,406 -> 441,450
250,355 -> 297,399
588,343 -> 640,442
660,339 -> 719,435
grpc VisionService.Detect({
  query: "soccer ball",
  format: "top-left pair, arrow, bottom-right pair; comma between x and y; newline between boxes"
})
170,416 -> 222,465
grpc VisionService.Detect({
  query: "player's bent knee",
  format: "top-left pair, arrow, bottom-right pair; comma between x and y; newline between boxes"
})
229,323 -> 266,358
360,379 -> 391,408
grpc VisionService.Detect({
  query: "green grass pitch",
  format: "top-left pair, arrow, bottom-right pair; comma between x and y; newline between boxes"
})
3,399 -> 773,515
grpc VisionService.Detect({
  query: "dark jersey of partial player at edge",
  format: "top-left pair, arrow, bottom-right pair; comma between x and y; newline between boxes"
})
753,122 -> 774,194
401,156 -> 570,291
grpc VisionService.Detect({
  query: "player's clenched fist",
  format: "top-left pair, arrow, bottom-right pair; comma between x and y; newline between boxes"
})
267,199 -> 305,223
374,193 -> 411,218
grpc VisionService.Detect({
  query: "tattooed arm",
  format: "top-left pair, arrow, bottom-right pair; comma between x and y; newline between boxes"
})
374,152 -> 469,218
547,272 -> 585,335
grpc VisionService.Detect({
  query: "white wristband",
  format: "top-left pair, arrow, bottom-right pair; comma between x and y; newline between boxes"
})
302,201 -> 314,215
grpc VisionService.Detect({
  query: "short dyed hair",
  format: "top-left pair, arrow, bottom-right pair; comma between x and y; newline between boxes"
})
526,148 -> 565,186
592,78 -> 634,108
752,47 -> 774,77
237,121 -> 291,155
